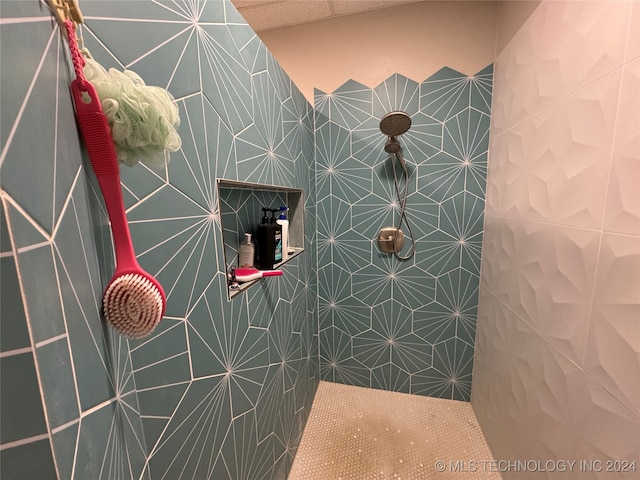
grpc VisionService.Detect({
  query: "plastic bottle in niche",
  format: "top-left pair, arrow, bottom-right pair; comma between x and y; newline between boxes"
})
261,207 -> 269,226
257,208 -> 275,270
238,233 -> 255,268
276,206 -> 289,261
270,209 -> 282,263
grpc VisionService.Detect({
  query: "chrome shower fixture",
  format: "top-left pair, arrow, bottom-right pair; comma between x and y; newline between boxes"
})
379,111 -> 412,137
378,110 -> 416,260
384,137 -> 402,154
380,111 -> 411,166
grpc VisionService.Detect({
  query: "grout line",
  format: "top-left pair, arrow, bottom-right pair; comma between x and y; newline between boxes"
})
130,319 -> 186,352
52,240 -> 85,435
145,379 -> 193,459
482,212 -> 607,234
0,16 -> 52,25
0,346 -> 33,358
0,27 -> 56,167
78,25 -> 126,71
313,106 -> 321,380
16,240 -> 51,254
185,318 -> 194,381
166,27 -> 196,96
132,351 -> 188,373
62,193 -> 112,372
81,16 -> 194,24
51,418 -> 80,435
481,285 -> 640,423
35,333 -> 67,349
1,195 -> 60,476
491,62 -> 628,140
578,22 -> 630,419
0,433 -> 51,451
81,397 -> 118,419
2,194 -> 52,244
97,400 -> 116,479
135,380 -> 191,393
126,25 -> 193,68
51,30 -> 61,240
122,336 -> 148,448
620,1 -> 635,65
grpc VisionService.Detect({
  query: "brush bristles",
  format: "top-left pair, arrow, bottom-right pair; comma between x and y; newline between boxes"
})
104,273 -> 164,338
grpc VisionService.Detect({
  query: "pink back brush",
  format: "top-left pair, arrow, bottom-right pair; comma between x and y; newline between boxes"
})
72,80 -> 166,338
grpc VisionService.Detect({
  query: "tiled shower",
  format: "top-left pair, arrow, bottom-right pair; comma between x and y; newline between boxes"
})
314,67 -> 493,399
1,1 -> 638,480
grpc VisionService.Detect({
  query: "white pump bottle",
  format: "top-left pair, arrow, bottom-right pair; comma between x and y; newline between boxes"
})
276,206 -> 289,261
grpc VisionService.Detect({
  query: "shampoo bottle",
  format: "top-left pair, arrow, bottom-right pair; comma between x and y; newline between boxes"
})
270,209 -> 282,263
238,233 -> 255,268
276,206 -> 289,261
257,208 -> 275,269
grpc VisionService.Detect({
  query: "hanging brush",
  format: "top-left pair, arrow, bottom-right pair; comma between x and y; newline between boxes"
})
65,21 -> 165,338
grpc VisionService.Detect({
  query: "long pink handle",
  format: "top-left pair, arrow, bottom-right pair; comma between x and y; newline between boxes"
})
71,80 -> 138,270
234,268 -> 283,282
261,271 -> 283,277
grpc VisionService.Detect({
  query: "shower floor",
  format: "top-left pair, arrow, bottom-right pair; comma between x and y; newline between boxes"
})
288,381 -> 502,480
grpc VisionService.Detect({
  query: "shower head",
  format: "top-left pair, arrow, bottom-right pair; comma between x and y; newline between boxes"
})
384,137 -> 402,154
379,111 -> 411,137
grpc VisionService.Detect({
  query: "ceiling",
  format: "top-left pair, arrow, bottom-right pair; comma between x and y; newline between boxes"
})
231,0 -> 429,32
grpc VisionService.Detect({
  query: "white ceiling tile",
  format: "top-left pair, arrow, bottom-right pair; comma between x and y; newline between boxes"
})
232,0 -> 431,32
330,0 -> 422,16
235,1 -> 334,32
233,0 -> 280,8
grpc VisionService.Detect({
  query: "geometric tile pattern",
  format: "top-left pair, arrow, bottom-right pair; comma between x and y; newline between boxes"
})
315,65 -> 493,400
473,1 -> 640,475
1,1 -> 317,479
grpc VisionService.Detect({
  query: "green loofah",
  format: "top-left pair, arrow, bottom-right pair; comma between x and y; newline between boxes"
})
82,50 -> 181,169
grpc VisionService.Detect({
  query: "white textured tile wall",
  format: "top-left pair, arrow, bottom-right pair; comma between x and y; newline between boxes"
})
473,1 -> 640,478
603,59 -> 640,235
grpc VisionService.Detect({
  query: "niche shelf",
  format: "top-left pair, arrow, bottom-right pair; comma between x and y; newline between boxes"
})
217,179 -> 304,299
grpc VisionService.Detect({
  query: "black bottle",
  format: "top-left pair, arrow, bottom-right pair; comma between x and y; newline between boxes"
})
257,208 -> 275,269
270,209 -> 282,263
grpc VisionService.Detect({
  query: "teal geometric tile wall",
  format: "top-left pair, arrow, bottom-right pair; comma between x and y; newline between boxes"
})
315,66 -> 493,401
1,1 -> 317,479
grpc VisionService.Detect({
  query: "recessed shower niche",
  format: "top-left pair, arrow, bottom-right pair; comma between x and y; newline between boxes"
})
217,179 -> 304,299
